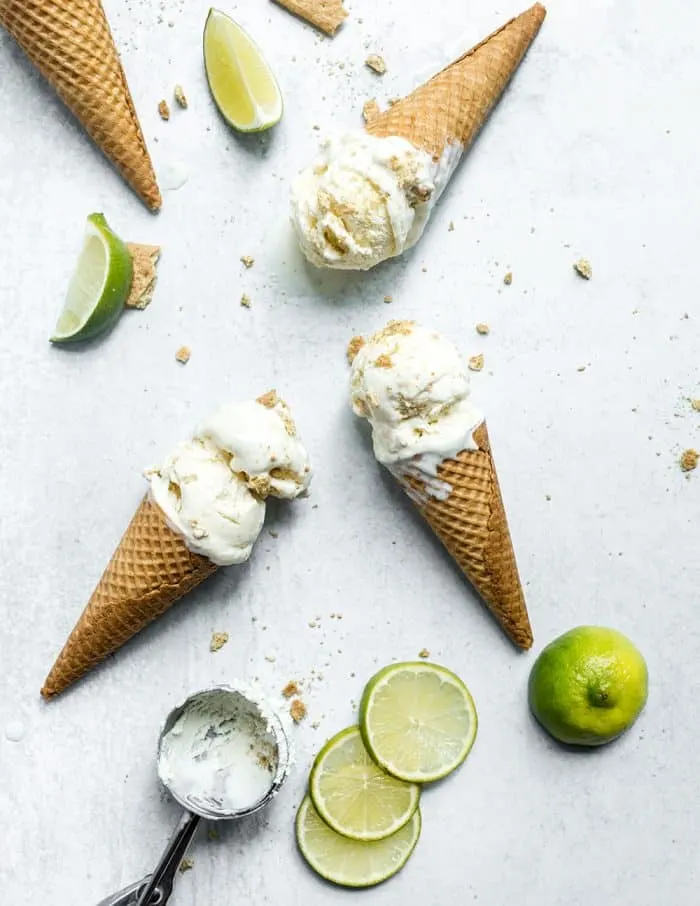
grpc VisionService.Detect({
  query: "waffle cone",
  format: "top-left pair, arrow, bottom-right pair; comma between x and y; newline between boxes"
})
41,496 -> 217,698
399,422 -> 532,649
0,0 -> 161,211
366,3 -> 546,160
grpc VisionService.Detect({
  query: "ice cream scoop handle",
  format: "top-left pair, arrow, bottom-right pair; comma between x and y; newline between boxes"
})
134,810 -> 201,906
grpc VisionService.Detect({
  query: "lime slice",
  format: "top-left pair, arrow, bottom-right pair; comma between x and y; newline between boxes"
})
360,662 -> 478,783
50,213 -> 133,344
203,9 -> 283,133
309,726 -> 420,842
296,795 -> 421,888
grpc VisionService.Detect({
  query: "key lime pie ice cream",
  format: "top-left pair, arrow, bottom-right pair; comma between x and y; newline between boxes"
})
290,4 -> 546,270
348,321 -> 532,647
41,391 -> 311,698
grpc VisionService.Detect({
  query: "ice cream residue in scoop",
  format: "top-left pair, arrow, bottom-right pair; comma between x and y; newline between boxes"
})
146,392 -> 311,565
349,321 -> 483,499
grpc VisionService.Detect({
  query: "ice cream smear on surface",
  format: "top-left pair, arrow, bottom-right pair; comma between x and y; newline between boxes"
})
290,132 -> 462,270
349,321 -> 484,500
158,689 -> 281,815
146,392 -> 311,566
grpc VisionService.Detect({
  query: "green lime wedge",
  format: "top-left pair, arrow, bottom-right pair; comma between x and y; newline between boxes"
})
309,726 -> 420,842
296,795 -> 421,888
360,662 -> 478,783
204,9 -> 283,133
50,213 -> 133,344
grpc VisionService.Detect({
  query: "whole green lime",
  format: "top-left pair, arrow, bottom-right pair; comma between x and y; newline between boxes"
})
528,626 -> 648,746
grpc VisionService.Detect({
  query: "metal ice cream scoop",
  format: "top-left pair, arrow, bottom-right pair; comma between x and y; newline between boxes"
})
97,685 -> 291,906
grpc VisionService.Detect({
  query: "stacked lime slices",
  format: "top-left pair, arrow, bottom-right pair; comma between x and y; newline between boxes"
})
296,662 -> 478,888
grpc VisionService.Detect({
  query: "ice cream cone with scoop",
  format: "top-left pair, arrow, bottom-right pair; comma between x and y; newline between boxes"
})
41,392 -> 312,699
0,0 -> 161,210
348,322 -> 532,649
290,3 -> 546,271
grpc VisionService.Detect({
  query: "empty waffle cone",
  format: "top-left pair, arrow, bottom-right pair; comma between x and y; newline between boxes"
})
0,0 -> 161,211
366,3 -> 546,160
399,422 -> 533,649
41,496 -> 217,698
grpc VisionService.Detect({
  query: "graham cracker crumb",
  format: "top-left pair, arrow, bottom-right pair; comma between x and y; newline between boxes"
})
256,390 -> 278,409
158,99 -> 170,121
418,648 -> 430,659
179,858 -> 194,873
448,221 -> 455,232
174,85 -> 188,109
574,258 -> 592,280
365,54 -> 387,74
362,99 -> 381,123
241,255 -> 255,269
691,399 -> 700,412
680,449 -> 698,472
240,293 -> 252,308
374,353 -> 393,369
577,365 -> 587,372
468,354 -> 484,372
383,295 -> 393,304
475,323 -> 490,336
175,346 -> 191,364
282,680 -> 300,698
265,654 -> 277,663
125,244 -> 161,309
271,0 -> 348,36
503,271 -> 513,286
347,335 -> 365,364
209,631 -> 229,652
290,699 -> 307,723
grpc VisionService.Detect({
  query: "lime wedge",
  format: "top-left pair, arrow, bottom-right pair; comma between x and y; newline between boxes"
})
360,662 -> 478,783
203,9 -> 283,133
50,213 -> 133,344
296,795 -> 421,888
309,726 -> 420,842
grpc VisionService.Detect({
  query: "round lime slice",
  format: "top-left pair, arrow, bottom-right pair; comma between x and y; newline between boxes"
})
309,726 -> 420,842
360,662 -> 478,783
296,795 -> 421,888
204,9 -> 283,133
50,213 -> 133,344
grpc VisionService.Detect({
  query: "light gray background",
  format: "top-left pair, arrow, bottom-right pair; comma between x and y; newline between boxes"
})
0,0 -> 698,903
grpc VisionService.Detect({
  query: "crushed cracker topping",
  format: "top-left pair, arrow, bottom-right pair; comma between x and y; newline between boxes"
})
290,699 -> 307,723
209,631 -> 229,652
346,335 -> 365,365
362,99 -> 381,123
503,271 -> 513,286
680,449 -> 698,472
365,54 -> 387,74
691,399 -> 700,412
574,258 -> 592,280
475,323 -> 490,336
179,858 -> 194,873
418,648 -> 430,659
240,255 -> 255,269
174,85 -> 188,109
383,295 -> 393,304
175,346 -> 191,364
468,354 -> 484,372
282,681 -> 300,698
240,293 -> 252,308
158,99 -> 170,121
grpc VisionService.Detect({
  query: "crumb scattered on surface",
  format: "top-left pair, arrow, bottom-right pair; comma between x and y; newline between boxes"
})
347,335 -> 365,364
448,221 -> 455,232
468,354 -> 484,372
282,680 -> 300,698
691,399 -> 700,412
383,295 -> 393,304
125,244 -> 161,309
265,654 -> 276,663
374,353 -> 392,369
269,530 -> 279,539
209,631 -> 229,653
174,84 -> 188,109
240,293 -> 252,308
418,648 -> 430,659
290,699 -> 307,723
503,271 -> 513,286
365,53 -> 387,74
272,0 -> 348,36
179,858 -> 194,873
362,99 -> 380,122
680,449 -> 698,472
158,99 -> 170,121
241,255 -> 255,269
545,494 -> 552,501
577,365 -> 587,372
175,346 -> 191,364
476,323 -> 490,336
574,258 -> 592,280
311,721 -> 321,729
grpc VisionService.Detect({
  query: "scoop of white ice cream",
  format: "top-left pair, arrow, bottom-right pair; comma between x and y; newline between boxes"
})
349,321 -> 483,495
147,393 -> 311,566
290,132 -> 440,271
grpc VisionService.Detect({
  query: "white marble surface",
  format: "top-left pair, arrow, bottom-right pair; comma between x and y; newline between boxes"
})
1,0 -> 699,903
